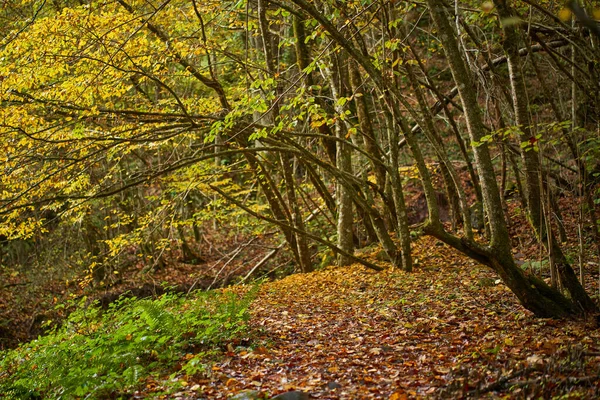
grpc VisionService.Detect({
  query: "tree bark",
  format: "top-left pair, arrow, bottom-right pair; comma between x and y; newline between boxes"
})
424,0 -> 580,317
327,52 -> 354,266
494,0 -> 596,313
259,0 -> 313,272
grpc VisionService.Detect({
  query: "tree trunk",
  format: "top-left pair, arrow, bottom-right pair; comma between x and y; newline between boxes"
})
293,14 -> 337,164
494,0 -> 596,313
259,0 -> 313,272
327,51 -> 354,266
424,0 -> 581,317
349,59 -> 411,270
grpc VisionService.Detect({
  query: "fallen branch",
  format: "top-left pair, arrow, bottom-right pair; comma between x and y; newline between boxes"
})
240,242 -> 285,284
209,184 -> 383,271
206,237 -> 257,290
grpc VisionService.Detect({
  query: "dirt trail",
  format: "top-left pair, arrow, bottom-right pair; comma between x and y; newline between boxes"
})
191,237 -> 600,399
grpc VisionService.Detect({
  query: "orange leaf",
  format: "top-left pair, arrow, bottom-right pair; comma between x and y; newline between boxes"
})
390,392 -> 408,400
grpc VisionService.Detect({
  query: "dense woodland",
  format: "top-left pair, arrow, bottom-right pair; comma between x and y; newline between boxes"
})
1,0 -> 600,398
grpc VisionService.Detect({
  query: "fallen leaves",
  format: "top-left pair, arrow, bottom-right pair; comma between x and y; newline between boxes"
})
151,236 -> 600,399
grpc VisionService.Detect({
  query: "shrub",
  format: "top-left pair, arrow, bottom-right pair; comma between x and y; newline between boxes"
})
0,287 -> 257,399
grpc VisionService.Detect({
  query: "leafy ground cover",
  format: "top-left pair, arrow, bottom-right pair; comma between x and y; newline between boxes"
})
133,236 -> 600,399
0,288 -> 256,399
2,192 -> 599,399
1,235 -> 599,399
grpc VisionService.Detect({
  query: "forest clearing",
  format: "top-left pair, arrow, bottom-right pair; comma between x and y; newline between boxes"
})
1,0 -> 600,398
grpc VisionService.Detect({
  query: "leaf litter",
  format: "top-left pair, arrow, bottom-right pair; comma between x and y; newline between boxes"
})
162,236 -> 600,399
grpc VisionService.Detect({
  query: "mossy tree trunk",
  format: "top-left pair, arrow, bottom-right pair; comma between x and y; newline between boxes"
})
423,0 -> 584,317
494,0 -> 596,313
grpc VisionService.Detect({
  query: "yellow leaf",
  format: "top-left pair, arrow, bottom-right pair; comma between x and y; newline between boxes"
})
505,337 -> 513,346
225,378 -> 237,387
481,1 -> 494,13
558,8 -> 572,22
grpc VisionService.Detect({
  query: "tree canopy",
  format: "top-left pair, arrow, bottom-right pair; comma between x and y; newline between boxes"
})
1,0 -> 600,317
2,0 -> 600,397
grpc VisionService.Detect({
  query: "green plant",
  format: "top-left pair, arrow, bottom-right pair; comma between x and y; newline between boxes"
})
520,259 -> 548,272
0,286 -> 257,399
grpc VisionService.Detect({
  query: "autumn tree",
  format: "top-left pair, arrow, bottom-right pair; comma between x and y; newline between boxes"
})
1,0 -> 599,317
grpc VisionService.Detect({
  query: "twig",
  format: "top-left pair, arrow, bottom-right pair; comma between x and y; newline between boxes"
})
240,242 -> 285,284
202,233 -> 223,257
206,238 -> 257,290
1,281 -> 31,290
474,367 -> 536,394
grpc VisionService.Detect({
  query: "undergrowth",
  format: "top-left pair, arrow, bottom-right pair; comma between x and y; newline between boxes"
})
0,286 -> 257,399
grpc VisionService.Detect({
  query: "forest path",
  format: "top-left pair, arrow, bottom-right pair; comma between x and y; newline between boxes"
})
195,237 -> 600,399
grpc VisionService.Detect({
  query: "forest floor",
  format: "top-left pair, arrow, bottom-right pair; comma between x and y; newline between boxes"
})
134,234 -> 600,399
3,192 -> 600,398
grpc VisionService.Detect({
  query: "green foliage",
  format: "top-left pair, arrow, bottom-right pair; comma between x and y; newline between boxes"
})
0,287 -> 257,399
520,259 -> 548,273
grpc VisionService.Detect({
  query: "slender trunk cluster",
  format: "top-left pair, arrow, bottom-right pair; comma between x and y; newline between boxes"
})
3,0 -> 598,319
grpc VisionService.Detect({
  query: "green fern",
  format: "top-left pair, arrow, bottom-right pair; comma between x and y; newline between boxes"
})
136,299 -> 178,332
0,286 -> 257,399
